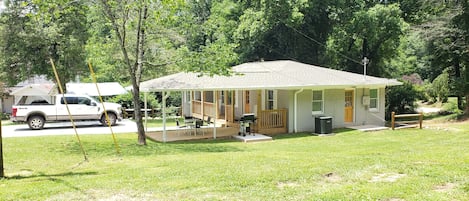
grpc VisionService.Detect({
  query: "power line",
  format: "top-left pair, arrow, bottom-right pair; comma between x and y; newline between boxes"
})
282,21 -> 364,65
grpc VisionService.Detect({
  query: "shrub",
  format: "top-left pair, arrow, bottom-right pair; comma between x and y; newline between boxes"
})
385,81 -> 420,120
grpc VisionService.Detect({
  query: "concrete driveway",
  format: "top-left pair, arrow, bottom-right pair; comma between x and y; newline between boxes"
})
1,119 -> 139,138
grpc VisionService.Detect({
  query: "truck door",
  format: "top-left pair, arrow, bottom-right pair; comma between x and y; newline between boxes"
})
56,96 -> 100,120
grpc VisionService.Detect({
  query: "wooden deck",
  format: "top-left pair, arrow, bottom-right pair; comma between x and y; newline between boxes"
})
145,127 -> 239,142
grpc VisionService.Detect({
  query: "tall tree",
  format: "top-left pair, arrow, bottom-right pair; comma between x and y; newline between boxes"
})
99,0 -> 150,145
234,0 -> 333,64
0,0 -> 88,86
419,1 -> 469,110
177,0 -> 238,75
326,3 -> 408,77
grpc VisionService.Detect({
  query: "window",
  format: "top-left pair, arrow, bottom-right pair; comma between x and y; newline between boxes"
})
61,97 -> 78,104
266,90 -> 275,110
312,90 -> 324,114
369,89 -> 379,111
205,91 -> 214,102
61,97 -> 91,105
194,91 -> 201,101
78,97 -> 91,105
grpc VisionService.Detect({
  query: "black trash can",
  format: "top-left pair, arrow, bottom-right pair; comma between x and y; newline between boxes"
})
315,116 -> 333,134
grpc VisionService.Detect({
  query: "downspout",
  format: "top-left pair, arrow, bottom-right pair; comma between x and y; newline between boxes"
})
294,88 -> 304,133
162,91 -> 171,143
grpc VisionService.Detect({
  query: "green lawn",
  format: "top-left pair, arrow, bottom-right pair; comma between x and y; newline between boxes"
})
1,124 -> 469,200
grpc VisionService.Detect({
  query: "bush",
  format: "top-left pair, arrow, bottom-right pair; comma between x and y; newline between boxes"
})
0,113 -> 10,120
439,99 -> 463,115
386,81 -> 421,120
108,92 -> 160,109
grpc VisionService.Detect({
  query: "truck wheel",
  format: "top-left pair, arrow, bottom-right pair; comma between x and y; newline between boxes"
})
28,115 -> 45,130
101,113 -> 117,126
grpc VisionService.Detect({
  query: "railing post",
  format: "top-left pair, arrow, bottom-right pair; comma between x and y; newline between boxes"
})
391,112 -> 395,130
419,112 -> 423,129
283,109 -> 287,131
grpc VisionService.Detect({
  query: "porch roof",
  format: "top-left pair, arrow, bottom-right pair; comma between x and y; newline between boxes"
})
140,60 -> 401,92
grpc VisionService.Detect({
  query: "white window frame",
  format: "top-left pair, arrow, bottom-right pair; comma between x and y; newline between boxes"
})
369,88 -> 379,112
265,90 -> 277,110
312,90 -> 324,115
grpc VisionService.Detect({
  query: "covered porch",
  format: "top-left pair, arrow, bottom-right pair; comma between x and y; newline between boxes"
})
187,90 -> 288,135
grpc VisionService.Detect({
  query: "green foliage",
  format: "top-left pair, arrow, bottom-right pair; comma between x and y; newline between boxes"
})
385,81 -> 420,119
327,3 -> 408,77
432,71 -> 450,102
0,0 -> 89,86
441,98 -> 463,115
108,93 -> 159,109
234,0 -> 332,64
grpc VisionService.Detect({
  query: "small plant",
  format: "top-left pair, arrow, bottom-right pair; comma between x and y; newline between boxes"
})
0,112 -> 10,120
440,100 -> 462,115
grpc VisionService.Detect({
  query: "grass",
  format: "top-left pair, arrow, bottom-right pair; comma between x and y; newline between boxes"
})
1,123 -> 469,200
141,118 -> 179,127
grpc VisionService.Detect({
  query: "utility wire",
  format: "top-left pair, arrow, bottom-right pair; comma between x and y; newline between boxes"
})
281,21 -> 364,65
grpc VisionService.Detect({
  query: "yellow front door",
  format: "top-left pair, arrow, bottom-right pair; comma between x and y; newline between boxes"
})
344,90 -> 353,122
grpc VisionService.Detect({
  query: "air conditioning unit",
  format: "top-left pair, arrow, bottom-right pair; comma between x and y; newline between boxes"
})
362,96 -> 370,106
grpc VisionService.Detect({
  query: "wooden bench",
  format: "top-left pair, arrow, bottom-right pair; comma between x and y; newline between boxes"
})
391,112 -> 423,130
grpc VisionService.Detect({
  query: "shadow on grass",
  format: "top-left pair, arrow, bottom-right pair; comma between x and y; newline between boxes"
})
271,133 -> 314,140
60,137 -> 245,157
4,171 -> 99,200
61,129 -> 361,157
5,171 -> 98,180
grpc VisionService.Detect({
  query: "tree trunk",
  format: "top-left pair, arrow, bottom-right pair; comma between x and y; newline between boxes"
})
133,3 -> 148,145
101,0 -> 148,145
132,84 -> 146,145
453,55 -> 463,110
466,95 -> 469,114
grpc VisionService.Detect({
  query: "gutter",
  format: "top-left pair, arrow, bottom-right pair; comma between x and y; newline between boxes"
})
294,88 -> 304,133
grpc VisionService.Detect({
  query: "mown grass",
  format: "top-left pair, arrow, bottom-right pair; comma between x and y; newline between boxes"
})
141,118 -> 179,127
1,124 -> 469,200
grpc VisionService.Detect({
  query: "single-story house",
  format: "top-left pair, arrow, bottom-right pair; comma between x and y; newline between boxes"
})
140,60 -> 401,135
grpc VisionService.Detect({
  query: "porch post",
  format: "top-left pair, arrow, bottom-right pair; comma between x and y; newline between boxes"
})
257,90 -> 262,114
162,91 -> 167,142
224,91 -> 228,121
181,91 -> 184,118
257,90 -> 262,133
201,91 -> 204,118
231,91 -> 235,122
144,92 -> 148,132
213,90 -> 218,139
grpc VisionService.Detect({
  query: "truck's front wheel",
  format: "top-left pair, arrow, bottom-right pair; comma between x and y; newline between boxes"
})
101,113 -> 117,126
28,115 -> 45,130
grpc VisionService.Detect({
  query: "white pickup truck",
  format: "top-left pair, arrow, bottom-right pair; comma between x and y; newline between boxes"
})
11,94 -> 123,130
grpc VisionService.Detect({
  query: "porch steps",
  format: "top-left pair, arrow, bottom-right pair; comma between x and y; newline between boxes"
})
233,134 -> 273,143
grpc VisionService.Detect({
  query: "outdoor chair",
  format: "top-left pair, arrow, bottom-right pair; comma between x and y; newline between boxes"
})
195,119 -> 205,136
205,116 -> 212,126
176,120 -> 189,136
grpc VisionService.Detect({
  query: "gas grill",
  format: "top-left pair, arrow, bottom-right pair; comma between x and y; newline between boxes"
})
238,113 -> 256,136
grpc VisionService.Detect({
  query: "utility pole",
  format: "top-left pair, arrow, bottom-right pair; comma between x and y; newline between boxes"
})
363,57 -> 369,81
1,119 -> 4,178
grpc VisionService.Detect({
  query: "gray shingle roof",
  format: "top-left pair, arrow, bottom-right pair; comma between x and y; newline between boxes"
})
140,60 -> 401,92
